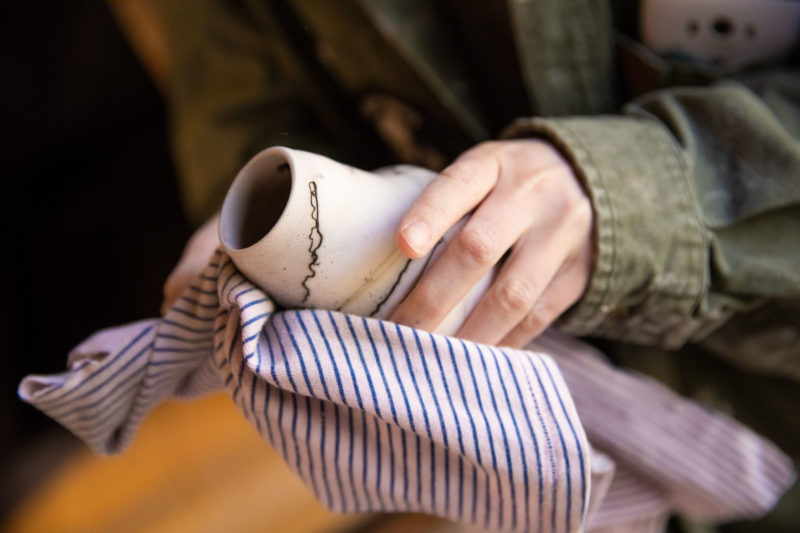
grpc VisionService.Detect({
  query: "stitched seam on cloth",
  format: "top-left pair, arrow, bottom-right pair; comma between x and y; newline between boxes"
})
649,120 -> 699,343
18,249 -> 797,528
526,117 -> 710,343
18,242 -> 793,529
594,122 -> 681,341
647,120 -> 711,346
552,119 -> 617,330
592,121 -> 702,343
218,281 -> 590,529
534,330 -> 796,521
591,119 -> 708,345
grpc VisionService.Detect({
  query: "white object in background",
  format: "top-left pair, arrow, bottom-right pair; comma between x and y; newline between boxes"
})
641,0 -> 800,69
220,146 -> 493,336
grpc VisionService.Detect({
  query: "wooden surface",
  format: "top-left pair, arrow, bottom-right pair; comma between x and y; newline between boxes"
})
4,394 -> 375,533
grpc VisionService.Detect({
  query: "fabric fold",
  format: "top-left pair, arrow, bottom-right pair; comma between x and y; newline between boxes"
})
19,249 -> 795,532
532,331 -> 796,523
20,250 -> 588,532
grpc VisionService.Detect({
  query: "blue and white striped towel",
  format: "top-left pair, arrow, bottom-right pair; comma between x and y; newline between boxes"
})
19,250 -> 795,532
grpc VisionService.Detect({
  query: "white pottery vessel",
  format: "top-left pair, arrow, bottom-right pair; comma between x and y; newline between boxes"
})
219,146 -> 493,336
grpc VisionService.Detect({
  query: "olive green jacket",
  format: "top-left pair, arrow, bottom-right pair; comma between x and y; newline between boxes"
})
156,1 -> 799,528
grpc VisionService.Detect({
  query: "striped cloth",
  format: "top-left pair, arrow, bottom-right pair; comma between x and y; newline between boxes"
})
19,250 -> 795,532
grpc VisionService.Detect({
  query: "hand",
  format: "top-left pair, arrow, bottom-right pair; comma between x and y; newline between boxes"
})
161,213 -> 221,314
388,140 -> 594,348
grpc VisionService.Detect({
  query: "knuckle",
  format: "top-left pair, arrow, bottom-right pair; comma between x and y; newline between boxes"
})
567,197 -> 592,228
470,140 -> 501,155
415,196 -> 450,224
572,197 -> 593,223
438,163 -> 477,189
440,142 -> 502,187
455,225 -> 497,267
527,167 -> 563,203
407,282 -> 442,319
493,278 -> 535,317
522,307 -> 550,335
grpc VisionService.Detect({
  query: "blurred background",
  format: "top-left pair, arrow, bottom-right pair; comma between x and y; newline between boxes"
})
0,0 -> 189,526
0,2 -> 454,532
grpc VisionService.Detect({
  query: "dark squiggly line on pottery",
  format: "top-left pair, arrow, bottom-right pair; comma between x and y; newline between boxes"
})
369,257 -> 413,317
421,237 -> 445,272
301,181 -> 322,304
368,236 -> 445,318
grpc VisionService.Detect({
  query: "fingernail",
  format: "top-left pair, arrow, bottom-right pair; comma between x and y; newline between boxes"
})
400,220 -> 430,255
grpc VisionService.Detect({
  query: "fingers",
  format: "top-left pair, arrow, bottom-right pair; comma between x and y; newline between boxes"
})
453,208 -> 570,343
390,141 -> 575,333
390,184 -> 537,330
390,139 -> 594,344
389,144 -> 545,330
499,239 -> 593,349
396,143 -> 502,258
455,176 -> 592,345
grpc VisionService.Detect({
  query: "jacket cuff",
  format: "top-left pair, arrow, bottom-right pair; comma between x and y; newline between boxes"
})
502,116 -> 709,347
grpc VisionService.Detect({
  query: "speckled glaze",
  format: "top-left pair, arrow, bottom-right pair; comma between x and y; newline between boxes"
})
219,146 -> 492,335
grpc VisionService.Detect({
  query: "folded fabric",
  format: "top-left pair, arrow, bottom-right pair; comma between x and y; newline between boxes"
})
19,250 -> 795,532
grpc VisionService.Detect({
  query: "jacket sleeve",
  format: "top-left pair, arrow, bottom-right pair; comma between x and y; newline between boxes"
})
155,0 -> 356,225
503,75 -> 800,351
